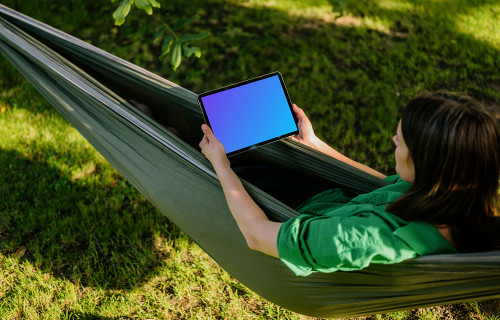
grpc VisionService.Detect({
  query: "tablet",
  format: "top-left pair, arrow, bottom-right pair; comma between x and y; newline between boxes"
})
198,72 -> 298,156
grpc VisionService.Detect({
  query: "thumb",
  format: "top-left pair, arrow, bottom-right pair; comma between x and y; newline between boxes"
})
292,104 -> 304,119
201,124 -> 214,137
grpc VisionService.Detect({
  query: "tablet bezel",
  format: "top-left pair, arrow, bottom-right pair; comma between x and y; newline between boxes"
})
197,71 -> 298,157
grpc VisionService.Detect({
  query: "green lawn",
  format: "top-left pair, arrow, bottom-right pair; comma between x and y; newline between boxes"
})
1,0 -> 499,319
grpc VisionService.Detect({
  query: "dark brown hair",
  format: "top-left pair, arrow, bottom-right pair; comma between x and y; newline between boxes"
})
387,92 -> 500,252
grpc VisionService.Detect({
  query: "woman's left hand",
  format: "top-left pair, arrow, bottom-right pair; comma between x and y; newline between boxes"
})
199,124 -> 229,168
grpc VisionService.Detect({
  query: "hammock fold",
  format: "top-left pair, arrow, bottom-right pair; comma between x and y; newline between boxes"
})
0,5 -> 499,318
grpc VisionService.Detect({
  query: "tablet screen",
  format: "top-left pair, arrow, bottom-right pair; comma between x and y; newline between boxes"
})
198,72 -> 298,156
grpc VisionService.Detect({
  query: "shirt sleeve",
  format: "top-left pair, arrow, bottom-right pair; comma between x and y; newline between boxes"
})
277,206 -> 419,276
384,174 -> 403,184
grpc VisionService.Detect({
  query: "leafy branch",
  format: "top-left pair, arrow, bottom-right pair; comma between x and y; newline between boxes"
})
111,0 -> 210,70
330,0 -> 347,18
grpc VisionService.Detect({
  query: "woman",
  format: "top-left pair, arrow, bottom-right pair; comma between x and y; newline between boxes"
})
199,92 -> 500,276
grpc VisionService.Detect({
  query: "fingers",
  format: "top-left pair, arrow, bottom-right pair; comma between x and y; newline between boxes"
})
201,124 -> 213,135
199,135 -> 208,148
199,124 -> 228,164
292,103 -> 302,113
294,104 -> 312,128
199,124 -> 216,150
292,104 -> 307,120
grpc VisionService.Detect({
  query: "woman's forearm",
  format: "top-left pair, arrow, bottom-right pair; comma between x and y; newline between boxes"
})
291,104 -> 386,179
212,160 -> 281,258
199,124 -> 281,258
310,136 -> 387,180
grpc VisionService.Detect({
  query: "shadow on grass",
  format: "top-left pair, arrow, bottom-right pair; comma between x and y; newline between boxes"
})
1,0 -> 499,297
327,0 -> 500,100
0,146 -> 182,290
62,311 -> 115,320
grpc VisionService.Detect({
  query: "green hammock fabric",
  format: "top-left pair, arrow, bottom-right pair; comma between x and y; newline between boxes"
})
0,5 -> 499,318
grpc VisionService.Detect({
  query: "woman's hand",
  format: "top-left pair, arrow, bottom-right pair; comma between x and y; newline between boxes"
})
289,104 -> 386,179
199,124 -> 230,168
290,104 -> 320,149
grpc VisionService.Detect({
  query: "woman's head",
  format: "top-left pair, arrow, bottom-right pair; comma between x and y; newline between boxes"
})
400,92 -> 499,193
388,92 -> 500,252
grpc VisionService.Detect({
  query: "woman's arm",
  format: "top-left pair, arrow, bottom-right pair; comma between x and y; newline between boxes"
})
199,124 -> 282,258
290,104 -> 387,180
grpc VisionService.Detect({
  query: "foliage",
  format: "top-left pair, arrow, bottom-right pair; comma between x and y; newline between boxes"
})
111,0 -> 209,70
153,14 -> 209,70
111,0 -> 161,25
329,0 -> 348,17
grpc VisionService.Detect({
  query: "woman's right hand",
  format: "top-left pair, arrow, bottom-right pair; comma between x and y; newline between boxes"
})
199,124 -> 230,169
290,104 -> 319,149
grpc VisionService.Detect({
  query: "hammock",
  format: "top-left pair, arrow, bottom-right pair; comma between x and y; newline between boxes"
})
1,5 -> 499,318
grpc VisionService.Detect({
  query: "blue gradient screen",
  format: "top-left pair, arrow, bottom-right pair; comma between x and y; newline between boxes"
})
199,75 -> 297,155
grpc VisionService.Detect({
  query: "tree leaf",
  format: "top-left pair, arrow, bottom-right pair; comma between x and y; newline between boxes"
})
153,25 -> 166,44
147,0 -> 161,8
182,44 -> 201,58
331,0 -> 347,18
178,32 -> 210,43
134,0 -> 152,15
159,34 -> 174,59
112,0 -> 132,26
171,42 -> 182,71
172,15 -> 198,31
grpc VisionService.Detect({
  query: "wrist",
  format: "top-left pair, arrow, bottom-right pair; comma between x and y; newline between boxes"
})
306,135 -> 322,150
212,156 -> 230,170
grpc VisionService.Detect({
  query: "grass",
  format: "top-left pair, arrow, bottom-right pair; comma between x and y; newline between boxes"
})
1,0 -> 499,319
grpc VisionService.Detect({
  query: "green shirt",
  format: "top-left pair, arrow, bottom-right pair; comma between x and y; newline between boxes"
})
277,175 -> 458,276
